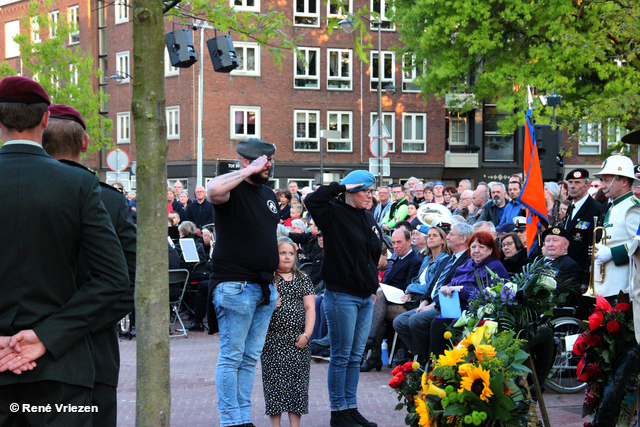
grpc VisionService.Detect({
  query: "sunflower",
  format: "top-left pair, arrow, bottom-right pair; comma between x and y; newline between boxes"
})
459,365 -> 493,402
437,346 -> 468,367
474,344 -> 497,361
414,397 -> 431,426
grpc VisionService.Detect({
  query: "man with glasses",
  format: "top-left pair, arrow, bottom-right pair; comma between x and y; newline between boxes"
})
207,138 -> 279,427
381,183 -> 409,232
185,185 -> 214,237
591,155 -> 640,299
372,186 -> 392,225
454,189 -> 474,218
413,184 -> 426,205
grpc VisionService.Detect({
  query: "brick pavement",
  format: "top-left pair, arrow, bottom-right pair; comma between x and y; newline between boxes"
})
116,332 -> 591,426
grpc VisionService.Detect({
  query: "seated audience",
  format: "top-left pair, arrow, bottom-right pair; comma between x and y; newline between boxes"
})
500,231 -> 531,275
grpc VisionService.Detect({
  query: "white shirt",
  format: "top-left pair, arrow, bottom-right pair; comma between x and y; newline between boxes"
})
571,193 -> 589,220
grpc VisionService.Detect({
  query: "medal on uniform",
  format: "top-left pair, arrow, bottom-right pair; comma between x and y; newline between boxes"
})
574,233 -> 582,241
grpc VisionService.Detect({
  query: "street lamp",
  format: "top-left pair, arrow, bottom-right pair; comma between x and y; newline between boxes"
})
339,14 -> 388,187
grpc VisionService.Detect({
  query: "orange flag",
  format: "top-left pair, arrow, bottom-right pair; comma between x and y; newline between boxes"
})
518,109 -> 549,255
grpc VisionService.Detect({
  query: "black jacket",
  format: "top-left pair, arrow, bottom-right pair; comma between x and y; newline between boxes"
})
305,183 -> 382,298
185,199 -> 214,229
479,200 -> 505,226
562,195 -> 603,283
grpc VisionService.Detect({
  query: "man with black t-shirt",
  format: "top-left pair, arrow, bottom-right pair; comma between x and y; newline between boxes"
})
207,138 -> 279,427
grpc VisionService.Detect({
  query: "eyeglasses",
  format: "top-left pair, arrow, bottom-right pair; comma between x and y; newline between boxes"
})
362,190 -> 374,196
501,241 -> 515,248
460,197 -> 472,200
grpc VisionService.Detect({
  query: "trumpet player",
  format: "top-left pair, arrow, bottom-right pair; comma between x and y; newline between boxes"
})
592,155 -> 640,299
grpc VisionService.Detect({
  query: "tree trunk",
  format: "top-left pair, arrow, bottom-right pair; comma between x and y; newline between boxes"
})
132,0 -> 170,425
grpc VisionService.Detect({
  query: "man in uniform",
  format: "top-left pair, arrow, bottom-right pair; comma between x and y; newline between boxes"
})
592,155 -> 640,298
0,77 -> 128,426
561,168 -> 603,317
42,104 -> 137,427
206,138 -> 279,427
541,226 -> 580,283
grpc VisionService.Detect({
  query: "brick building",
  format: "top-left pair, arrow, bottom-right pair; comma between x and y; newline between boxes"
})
0,0 -> 626,194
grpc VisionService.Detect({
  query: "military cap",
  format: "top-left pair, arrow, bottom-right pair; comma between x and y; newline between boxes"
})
430,218 -> 451,232
236,138 -> 276,160
513,216 -> 527,231
340,170 -> 375,193
565,168 -> 589,181
0,76 -> 51,105
621,129 -> 640,145
48,104 -> 86,130
634,164 -> 640,176
416,224 -> 431,235
496,222 -> 516,234
541,226 -> 570,241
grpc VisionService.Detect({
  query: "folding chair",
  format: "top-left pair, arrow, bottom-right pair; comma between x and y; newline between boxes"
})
182,261 -> 209,322
169,268 -> 190,338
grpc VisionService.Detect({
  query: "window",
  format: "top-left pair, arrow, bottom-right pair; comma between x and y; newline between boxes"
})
50,10 -> 59,37
70,64 -> 78,85
68,5 -> 79,44
116,51 -> 130,82
115,0 -> 129,24
117,112 -> 131,143
578,122 -> 601,155
327,49 -> 352,90
31,18 -> 41,43
327,111 -> 352,151
483,105 -> 514,161
608,123 -> 628,147
371,0 -> 394,30
230,106 -> 260,139
294,47 -> 319,89
231,42 -> 260,76
371,112 -> 395,151
294,0 -> 319,26
166,106 -> 180,140
5,21 -> 19,58
231,0 -> 259,12
402,113 -> 426,152
294,110 -> 319,151
402,54 -> 423,92
370,51 -> 394,91
327,0 -> 352,18
164,47 -> 179,76
449,116 -> 467,145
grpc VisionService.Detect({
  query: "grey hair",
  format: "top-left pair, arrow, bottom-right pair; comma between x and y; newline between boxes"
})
178,221 -> 197,236
459,179 -> 472,188
291,219 -> 306,230
473,220 -> 496,234
452,222 -> 474,241
544,181 -> 561,201
490,182 -> 506,192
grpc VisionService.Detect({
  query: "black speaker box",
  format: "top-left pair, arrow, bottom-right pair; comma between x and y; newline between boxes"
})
518,124 -> 562,181
166,29 -> 198,68
206,35 -> 239,73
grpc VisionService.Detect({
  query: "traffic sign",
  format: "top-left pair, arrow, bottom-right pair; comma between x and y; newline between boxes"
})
369,137 -> 390,158
106,149 -> 130,172
368,118 -> 391,138
369,157 -> 390,176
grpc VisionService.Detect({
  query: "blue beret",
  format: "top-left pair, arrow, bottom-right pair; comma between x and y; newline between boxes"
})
341,170 -> 375,193
416,224 -> 431,235
496,223 -> 515,234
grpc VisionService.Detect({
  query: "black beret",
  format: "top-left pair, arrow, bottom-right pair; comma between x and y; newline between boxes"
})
0,76 -> 51,105
634,164 -> 640,175
565,168 -> 589,180
541,226 -> 570,241
48,104 -> 86,130
236,138 -> 276,160
621,129 -> 640,145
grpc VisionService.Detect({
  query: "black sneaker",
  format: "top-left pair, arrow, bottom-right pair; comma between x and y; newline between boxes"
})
349,409 -> 377,427
183,322 -> 204,332
330,410 -> 362,427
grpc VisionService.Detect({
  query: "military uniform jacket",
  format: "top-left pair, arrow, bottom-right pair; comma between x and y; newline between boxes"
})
61,161 -> 137,388
595,191 -> 640,296
0,143 -> 129,388
563,195 -> 603,283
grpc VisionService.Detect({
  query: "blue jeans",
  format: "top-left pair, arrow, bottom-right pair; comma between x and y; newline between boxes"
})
214,281 -> 277,427
324,289 -> 373,411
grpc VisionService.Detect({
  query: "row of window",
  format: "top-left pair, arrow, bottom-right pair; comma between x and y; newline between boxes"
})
115,107 -> 430,153
578,123 -> 628,155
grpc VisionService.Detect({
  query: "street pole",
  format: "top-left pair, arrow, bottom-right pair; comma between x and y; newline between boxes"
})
377,21 -> 383,188
193,20 -> 213,187
320,126 -> 324,185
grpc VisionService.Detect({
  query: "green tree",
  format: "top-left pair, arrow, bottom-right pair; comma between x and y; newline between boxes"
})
0,0 -> 112,152
391,0 -> 640,151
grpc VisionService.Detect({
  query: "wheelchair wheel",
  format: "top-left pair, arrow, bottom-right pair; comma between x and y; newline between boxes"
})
546,316 -> 588,394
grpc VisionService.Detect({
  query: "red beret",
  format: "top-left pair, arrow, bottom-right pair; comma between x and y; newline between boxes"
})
0,76 -> 50,105
49,104 -> 86,130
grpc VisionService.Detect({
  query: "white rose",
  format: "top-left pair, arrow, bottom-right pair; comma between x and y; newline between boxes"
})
483,320 -> 498,335
539,275 -> 557,290
504,282 -> 517,292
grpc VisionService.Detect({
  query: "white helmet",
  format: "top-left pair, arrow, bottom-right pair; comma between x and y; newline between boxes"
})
594,154 -> 640,185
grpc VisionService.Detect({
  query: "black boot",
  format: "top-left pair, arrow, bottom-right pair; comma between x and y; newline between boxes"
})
348,409 -> 377,427
183,322 -> 204,331
330,410 -> 362,427
360,346 -> 382,372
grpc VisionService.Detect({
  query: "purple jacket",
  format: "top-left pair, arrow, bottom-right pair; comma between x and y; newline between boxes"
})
447,257 -> 509,312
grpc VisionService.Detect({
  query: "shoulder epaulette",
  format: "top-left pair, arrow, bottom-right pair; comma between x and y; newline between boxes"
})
631,197 -> 640,206
59,159 -> 98,176
100,181 -> 124,194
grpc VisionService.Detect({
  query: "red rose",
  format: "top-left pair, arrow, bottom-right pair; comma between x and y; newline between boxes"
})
579,363 -> 601,382
573,334 -> 588,356
615,303 -> 629,313
391,366 -> 403,376
389,373 -> 406,389
401,361 -> 416,373
589,311 -> 604,331
587,333 -> 603,348
606,320 -> 621,334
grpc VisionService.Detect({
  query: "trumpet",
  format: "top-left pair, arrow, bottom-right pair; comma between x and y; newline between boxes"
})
585,215 -> 609,297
